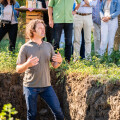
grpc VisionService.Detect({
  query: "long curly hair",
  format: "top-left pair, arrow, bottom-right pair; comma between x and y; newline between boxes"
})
1,0 -> 16,6
26,19 -> 46,39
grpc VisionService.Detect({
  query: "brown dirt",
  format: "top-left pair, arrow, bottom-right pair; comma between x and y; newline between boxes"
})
63,73 -> 120,120
0,71 -> 60,120
0,71 -> 120,120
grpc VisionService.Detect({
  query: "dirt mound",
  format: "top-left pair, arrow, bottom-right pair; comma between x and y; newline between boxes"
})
0,72 -> 60,120
63,73 -> 120,120
0,72 -> 120,120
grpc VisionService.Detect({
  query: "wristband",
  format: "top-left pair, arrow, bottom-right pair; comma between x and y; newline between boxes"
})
75,9 -> 78,12
57,62 -> 62,64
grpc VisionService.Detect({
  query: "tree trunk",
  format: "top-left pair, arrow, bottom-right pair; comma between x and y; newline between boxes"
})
114,15 -> 120,50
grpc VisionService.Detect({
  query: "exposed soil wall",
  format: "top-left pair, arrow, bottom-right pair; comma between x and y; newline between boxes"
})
0,71 -> 120,120
0,71 -> 63,120
63,73 -> 120,120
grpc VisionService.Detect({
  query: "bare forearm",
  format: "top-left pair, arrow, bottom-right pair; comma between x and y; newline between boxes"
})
84,0 -> 90,6
16,62 -> 29,73
83,3 -> 90,7
48,7 -> 53,21
84,0 -> 97,7
74,3 -> 80,11
52,62 -> 61,69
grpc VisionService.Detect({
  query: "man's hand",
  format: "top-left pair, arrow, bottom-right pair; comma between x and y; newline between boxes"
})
72,11 -> 77,15
84,0 -> 90,6
26,55 -> 39,68
52,52 -> 62,63
49,19 -> 54,28
16,55 -> 39,73
51,52 -> 62,69
83,4 -> 90,7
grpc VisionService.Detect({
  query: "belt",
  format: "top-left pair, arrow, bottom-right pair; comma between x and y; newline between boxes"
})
76,13 -> 92,16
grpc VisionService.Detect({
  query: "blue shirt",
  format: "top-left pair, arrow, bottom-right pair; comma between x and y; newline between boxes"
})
0,2 -> 20,22
92,0 -> 102,25
73,2 -> 76,10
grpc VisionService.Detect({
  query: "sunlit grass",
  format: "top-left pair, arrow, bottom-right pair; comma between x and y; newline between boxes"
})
0,36 -> 120,83
0,37 -> 25,73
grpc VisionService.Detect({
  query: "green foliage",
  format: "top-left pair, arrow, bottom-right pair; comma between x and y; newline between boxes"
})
0,37 -> 25,73
54,47 -> 120,83
0,36 -> 120,83
0,103 -> 19,120
16,0 -> 25,6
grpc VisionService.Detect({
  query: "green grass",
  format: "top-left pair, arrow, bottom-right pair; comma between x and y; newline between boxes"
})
0,36 -> 120,83
55,48 -> 120,83
0,37 -> 25,72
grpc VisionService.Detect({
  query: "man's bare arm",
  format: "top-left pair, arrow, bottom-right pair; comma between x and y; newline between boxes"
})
51,62 -> 61,69
82,3 -> 90,7
84,0 -> 90,6
84,0 -> 97,7
16,56 -> 39,73
51,52 -> 62,69
72,3 -> 80,15
48,7 -> 54,28
16,63 -> 29,73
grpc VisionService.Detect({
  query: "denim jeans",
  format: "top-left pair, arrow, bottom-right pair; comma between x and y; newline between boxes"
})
23,86 -> 64,120
53,23 -> 73,61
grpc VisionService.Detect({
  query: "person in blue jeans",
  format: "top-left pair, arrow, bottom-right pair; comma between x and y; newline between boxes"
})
16,19 -> 64,120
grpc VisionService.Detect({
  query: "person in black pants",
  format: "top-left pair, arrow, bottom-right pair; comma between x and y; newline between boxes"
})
72,28 -> 85,59
0,23 -> 18,51
80,29 -> 85,59
39,0 -> 53,44
0,0 -> 20,51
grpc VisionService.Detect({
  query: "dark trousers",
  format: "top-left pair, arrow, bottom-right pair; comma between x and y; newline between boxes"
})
72,28 -> 85,59
43,13 -> 54,44
0,23 -> 18,51
80,29 -> 85,59
23,86 -> 64,120
53,23 -> 73,61
46,24 -> 54,44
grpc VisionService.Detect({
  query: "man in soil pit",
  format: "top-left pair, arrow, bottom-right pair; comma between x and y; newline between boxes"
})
16,19 -> 64,120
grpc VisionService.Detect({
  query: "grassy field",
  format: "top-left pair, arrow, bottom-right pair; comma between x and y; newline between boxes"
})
0,36 -> 120,83
0,36 -> 25,73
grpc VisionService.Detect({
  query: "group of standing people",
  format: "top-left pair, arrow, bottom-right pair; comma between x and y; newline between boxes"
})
48,0 -> 120,61
0,0 -> 120,59
93,0 -> 120,56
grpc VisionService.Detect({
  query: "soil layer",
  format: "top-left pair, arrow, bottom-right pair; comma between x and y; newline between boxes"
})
0,71 -> 120,120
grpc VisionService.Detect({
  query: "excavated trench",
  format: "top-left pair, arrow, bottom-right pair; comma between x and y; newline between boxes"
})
0,70 -> 120,120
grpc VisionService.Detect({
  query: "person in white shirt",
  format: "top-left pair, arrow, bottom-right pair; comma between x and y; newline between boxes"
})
0,0 -> 20,51
73,0 -> 97,60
